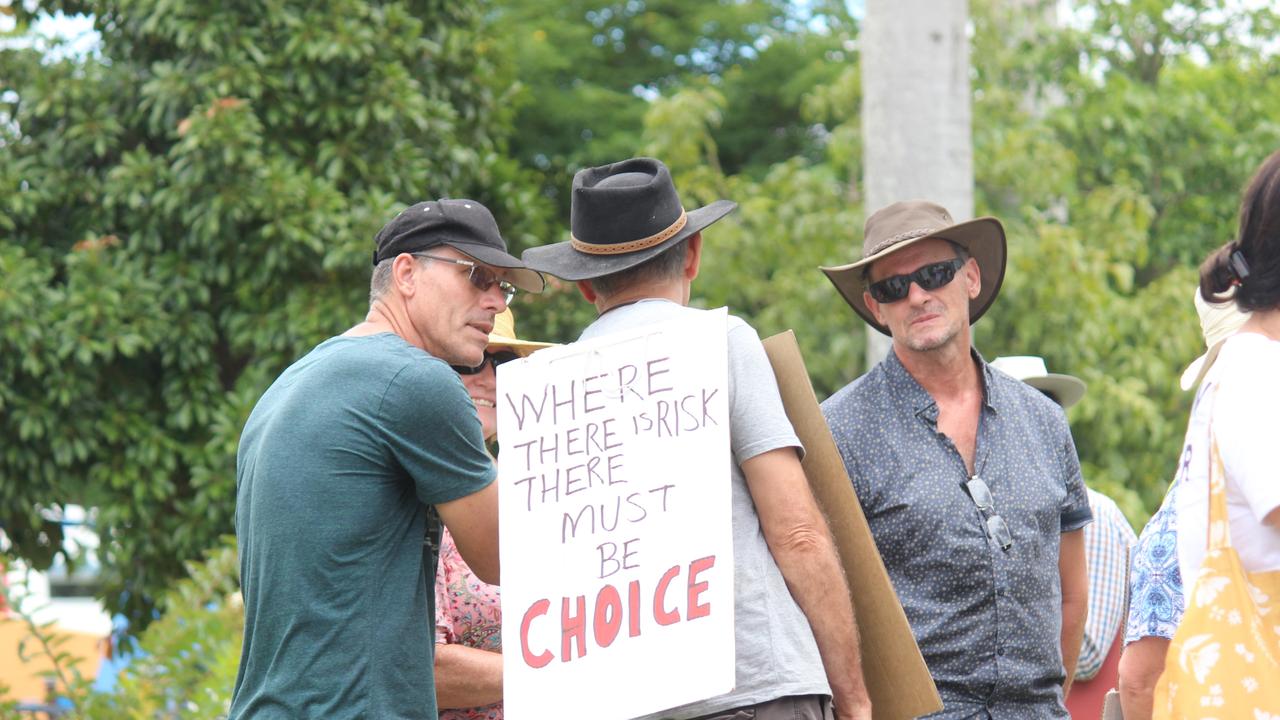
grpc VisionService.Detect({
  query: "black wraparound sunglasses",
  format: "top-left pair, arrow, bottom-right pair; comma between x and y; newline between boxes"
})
452,349 -> 520,376
867,257 -> 965,304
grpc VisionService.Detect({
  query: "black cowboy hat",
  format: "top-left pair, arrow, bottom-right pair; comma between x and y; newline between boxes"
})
522,157 -> 736,281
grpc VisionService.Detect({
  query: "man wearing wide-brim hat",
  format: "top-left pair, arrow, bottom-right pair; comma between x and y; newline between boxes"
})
818,200 -> 1093,718
524,157 -> 872,720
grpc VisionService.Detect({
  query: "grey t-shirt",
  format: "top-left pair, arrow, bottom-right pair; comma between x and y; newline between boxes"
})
230,333 -> 495,720
580,300 -> 830,719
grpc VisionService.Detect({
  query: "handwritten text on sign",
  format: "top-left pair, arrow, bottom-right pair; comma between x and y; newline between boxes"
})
497,309 -> 734,720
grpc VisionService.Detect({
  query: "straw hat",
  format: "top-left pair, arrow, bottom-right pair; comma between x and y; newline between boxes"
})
488,309 -> 554,357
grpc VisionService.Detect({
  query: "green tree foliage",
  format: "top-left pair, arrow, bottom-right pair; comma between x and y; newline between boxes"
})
641,85 -> 866,394
489,0 -> 855,217
632,0 -> 1280,526
966,0 -> 1280,521
0,0 -> 543,632
506,1 -> 862,349
79,539 -> 242,718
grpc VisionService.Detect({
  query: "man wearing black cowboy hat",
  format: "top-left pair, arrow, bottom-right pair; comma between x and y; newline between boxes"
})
524,157 -> 871,720
231,199 -> 544,720
819,201 -> 1092,718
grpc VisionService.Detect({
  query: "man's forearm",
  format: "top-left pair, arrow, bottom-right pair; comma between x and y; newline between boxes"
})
1060,594 -> 1087,692
1058,528 -> 1088,693
743,449 -> 872,719
769,525 -> 872,719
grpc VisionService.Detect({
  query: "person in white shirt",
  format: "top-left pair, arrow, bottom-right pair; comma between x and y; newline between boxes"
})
1174,148 -> 1280,587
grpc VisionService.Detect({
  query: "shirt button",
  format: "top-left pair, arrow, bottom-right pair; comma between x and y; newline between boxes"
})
997,647 -> 1006,656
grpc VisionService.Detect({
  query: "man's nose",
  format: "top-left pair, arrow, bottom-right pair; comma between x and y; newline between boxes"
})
906,280 -> 933,304
480,279 -> 508,312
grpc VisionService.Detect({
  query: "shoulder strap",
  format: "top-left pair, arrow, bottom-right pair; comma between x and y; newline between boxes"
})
1206,386 -> 1233,551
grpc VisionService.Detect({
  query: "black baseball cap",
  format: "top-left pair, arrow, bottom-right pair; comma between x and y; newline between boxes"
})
373,199 -> 545,293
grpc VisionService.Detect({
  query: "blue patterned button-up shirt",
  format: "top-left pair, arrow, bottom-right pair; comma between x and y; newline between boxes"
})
822,350 -> 1093,719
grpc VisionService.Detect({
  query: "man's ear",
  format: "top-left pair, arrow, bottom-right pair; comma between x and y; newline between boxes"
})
684,233 -> 703,281
963,257 -> 982,300
393,254 -> 420,297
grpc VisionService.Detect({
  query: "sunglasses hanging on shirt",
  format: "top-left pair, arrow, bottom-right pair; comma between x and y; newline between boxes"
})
964,476 -> 1014,551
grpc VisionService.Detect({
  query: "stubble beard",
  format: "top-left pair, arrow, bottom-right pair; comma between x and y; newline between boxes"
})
900,310 -> 961,354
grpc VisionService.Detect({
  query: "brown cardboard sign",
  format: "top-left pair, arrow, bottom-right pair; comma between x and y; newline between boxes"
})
762,331 -> 941,720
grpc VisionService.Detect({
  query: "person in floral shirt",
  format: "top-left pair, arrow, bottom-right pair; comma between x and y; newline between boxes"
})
434,309 -> 551,720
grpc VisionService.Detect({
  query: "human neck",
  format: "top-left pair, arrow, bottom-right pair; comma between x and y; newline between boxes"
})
893,336 -> 980,401
596,281 -> 687,314
1241,308 -> 1280,341
346,302 -> 424,350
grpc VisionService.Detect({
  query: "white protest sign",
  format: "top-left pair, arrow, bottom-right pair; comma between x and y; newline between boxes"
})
497,308 -> 734,720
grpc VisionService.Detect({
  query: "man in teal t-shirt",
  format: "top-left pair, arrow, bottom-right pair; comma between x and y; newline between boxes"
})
230,199 -> 544,719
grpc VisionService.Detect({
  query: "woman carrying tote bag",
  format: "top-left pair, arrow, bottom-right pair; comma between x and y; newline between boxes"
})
1153,150 -> 1280,717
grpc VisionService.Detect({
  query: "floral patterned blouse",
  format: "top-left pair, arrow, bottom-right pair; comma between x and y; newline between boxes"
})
435,526 -> 503,720
1124,477 -> 1184,644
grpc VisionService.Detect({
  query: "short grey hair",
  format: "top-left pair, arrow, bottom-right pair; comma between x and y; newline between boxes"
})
369,258 -> 396,306
587,239 -> 690,299
369,254 -> 434,306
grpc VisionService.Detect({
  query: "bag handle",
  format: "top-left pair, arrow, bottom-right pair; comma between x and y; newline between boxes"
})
1206,386 -> 1234,552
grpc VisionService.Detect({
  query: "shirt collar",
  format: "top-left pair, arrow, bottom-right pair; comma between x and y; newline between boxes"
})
880,346 -> 999,422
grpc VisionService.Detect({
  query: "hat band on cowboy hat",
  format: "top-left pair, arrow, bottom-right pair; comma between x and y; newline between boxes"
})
522,157 -> 736,282
570,209 -> 688,256
820,199 -> 1007,336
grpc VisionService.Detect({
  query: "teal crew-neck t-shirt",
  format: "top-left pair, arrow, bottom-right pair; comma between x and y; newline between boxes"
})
230,333 -> 495,719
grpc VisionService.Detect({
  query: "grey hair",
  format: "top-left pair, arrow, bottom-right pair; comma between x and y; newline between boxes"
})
369,254 -> 433,306
587,238 -> 690,299
369,258 -> 396,306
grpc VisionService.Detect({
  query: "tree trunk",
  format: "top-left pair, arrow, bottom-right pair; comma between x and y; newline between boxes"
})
860,0 -> 973,369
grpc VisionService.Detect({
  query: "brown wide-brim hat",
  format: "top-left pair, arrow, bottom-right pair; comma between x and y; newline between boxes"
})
522,157 -> 737,281
820,199 -> 1006,336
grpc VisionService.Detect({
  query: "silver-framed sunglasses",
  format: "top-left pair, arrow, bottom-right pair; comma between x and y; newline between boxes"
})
414,253 -> 516,304
964,476 -> 1013,551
